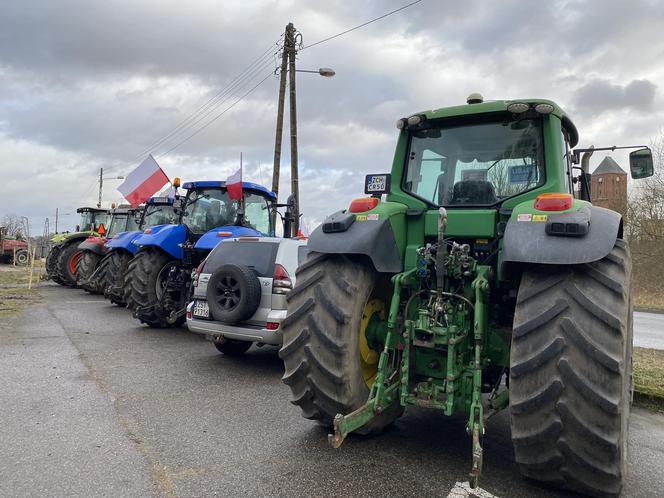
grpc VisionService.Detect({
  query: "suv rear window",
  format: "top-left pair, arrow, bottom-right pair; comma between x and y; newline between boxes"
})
205,241 -> 278,277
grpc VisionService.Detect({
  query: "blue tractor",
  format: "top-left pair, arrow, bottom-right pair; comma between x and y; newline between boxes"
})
96,196 -> 179,306
123,181 -> 282,328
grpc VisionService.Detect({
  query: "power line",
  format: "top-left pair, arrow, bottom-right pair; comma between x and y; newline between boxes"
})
135,37 -> 283,161
156,71 -> 274,158
302,0 -> 423,50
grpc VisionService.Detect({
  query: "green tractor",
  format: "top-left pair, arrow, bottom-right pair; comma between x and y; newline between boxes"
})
280,95 -> 654,497
45,207 -> 109,286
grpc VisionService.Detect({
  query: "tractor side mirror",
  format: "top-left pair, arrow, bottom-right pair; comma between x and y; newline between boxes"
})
629,148 -> 654,179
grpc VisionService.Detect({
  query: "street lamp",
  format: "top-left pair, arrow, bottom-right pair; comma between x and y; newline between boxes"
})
295,67 -> 336,77
98,167 -> 125,207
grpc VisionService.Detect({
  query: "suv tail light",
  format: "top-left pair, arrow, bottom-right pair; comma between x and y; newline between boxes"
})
272,264 -> 292,294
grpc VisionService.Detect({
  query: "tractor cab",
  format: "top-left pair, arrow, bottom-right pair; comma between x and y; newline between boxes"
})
106,205 -> 141,238
180,181 -> 276,259
75,207 -> 109,234
139,196 -> 179,229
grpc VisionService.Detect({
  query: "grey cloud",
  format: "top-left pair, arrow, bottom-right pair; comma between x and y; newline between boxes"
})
573,79 -> 657,115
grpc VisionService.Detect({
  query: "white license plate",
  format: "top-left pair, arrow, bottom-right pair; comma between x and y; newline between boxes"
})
193,300 -> 210,318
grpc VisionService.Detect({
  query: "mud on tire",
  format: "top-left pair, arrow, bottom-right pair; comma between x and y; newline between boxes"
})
510,240 -> 632,498
279,252 -> 401,435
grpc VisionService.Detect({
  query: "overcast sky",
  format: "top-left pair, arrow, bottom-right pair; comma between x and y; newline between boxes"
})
1,0 -> 663,233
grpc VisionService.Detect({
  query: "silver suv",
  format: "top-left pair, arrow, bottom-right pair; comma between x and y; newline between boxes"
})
186,237 -> 308,355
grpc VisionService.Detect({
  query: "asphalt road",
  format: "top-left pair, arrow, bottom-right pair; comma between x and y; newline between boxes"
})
634,311 -> 664,349
1,285 -> 664,498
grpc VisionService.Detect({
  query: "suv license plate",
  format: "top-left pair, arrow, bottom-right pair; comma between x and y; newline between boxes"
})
193,300 -> 210,318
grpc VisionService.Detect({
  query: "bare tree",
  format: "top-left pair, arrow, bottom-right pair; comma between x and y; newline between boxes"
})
1,214 -> 25,239
626,128 -> 664,306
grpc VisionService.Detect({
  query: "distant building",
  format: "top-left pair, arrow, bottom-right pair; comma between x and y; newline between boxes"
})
591,156 -> 627,216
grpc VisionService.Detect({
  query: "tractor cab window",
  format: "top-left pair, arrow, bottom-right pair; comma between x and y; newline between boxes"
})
182,188 -> 238,234
404,118 -> 545,206
79,211 -> 95,231
126,213 -> 140,232
142,205 -> 177,228
244,193 -> 272,235
107,215 -> 127,237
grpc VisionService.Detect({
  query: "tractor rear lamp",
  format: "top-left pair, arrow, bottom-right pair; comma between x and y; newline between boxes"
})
266,322 -> 279,331
349,197 -> 379,213
534,103 -> 554,114
507,102 -> 530,114
534,193 -> 573,211
217,231 -> 233,237
272,264 -> 292,294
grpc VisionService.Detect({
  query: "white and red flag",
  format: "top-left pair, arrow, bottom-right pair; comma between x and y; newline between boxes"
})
118,155 -> 170,207
226,166 -> 243,201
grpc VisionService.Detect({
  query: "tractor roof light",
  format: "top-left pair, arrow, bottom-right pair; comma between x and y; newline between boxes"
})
407,114 -> 425,126
349,197 -> 379,213
173,177 -> 181,188
507,102 -> 530,114
144,228 -> 153,234
534,103 -> 554,114
396,118 -> 407,129
534,193 -> 573,211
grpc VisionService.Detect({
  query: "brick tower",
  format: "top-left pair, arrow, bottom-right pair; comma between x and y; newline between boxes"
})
591,156 -> 627,216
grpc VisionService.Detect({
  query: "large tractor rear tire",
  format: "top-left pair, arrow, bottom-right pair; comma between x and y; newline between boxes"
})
124,248 -> 180,328
99,251 -> 132,306
46,245 -> 64,284
510,239 -> 632,498
56,241 -> 83,287
279,253 -> 401,434
75,251 -> 101,293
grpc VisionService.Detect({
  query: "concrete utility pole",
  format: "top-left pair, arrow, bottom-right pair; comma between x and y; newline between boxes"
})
271,23 -> 291,222
287,27 -> 300,237
97,167 -> 104,208
272,23 -> 334,237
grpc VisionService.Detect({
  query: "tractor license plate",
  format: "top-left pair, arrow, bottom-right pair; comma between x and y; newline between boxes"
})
193,300 -> 210,319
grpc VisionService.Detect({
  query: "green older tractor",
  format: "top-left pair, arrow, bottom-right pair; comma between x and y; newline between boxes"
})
45,207 -> 109,286
280,95 -> 654,497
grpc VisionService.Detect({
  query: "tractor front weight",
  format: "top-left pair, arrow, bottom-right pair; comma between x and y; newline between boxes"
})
328,212 -> 501,489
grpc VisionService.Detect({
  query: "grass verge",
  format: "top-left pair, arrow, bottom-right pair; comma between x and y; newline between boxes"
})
633,347 -> 664,413
0,264 -> 42,320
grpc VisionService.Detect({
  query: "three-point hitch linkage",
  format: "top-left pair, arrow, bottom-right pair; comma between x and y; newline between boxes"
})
328,207 -> 505,488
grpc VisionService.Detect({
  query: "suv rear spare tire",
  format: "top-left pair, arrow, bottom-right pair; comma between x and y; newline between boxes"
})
206,264 -> 261,324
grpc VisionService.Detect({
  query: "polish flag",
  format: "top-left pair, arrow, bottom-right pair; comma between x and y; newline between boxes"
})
226,166 -> 243,201
118,155 -> 170,207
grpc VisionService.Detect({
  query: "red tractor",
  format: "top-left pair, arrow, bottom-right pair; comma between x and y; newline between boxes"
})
0,226 -> 29,265
75,205 -> 140,293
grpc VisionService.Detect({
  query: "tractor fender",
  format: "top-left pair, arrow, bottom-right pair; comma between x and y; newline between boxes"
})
308,209 -> 404,273
54,232 -> 90,247
502,205 -> 621,266
106,230 -> 143,255
195,225 -> 262,251
132,224 -> 187,260
77,238 -> 106,256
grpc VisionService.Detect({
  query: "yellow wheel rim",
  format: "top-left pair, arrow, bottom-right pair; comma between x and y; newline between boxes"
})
359,299 -> 385,388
